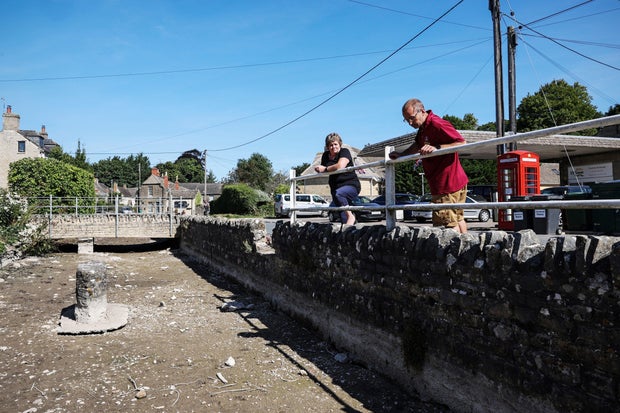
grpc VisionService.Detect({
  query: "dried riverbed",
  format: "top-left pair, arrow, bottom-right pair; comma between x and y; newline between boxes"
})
0,248 -> 449,412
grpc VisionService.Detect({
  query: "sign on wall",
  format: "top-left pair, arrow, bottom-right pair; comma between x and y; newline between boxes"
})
568,163 -> 613,184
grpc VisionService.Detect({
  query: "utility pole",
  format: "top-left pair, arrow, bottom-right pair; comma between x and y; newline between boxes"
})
507,25 -> 518,151
203,150 -> 208,203
138,163 -> 141,213
489,0 -> 506,155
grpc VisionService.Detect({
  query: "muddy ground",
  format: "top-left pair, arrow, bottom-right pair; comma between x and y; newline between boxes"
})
0,244 -> 450,413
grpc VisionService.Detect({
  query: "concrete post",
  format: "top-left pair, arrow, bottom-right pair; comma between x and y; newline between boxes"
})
74,261 -> 108,323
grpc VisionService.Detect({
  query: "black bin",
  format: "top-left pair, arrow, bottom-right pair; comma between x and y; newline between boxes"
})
590,181 -> 620,235
531,195 -> 562,234
511,196 -> 532,231
563,192 -> 593,232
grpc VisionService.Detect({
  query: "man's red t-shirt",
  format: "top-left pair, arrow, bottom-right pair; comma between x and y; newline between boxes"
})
415,110 -> 469,195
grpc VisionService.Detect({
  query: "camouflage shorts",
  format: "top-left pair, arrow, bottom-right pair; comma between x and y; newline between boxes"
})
431,187 -> 467,228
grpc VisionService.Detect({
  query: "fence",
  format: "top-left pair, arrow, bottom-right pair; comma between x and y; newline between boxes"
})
286,114 -> 620,231
26,194 -> 191,216
26,194 -> 182,239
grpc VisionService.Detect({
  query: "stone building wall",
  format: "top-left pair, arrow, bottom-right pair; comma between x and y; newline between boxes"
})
179,216 -> 620,413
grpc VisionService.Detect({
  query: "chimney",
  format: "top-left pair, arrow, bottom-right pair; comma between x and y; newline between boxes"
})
163,172 -> 169,189
151,167 -> 160,177
40,125 -> 48,139
2,105 -> 20,131
174,175 -> 180,190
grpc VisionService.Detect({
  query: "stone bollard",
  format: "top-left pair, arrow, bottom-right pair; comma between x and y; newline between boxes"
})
74,261 -> 108,323
58,260 -> 129,335
77,237 -> 94,254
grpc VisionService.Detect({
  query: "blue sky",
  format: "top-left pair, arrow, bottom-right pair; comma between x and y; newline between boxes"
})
2,0 -> 619,181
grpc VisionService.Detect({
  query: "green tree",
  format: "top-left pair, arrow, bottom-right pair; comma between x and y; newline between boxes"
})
395,161 -> 425,195
9,158 -> 95,199
46,141 -> 92,173
517,79 -> 600,135
461,159 -> 497,185
443,113 -> 478,130
47,145 -> 74,164
73,140 -> 91,171
293,163 -> 310,176
605,104 -> 620,116
231,153 -> 273,191
93,154 -> 150,187
477,121 -> 510,132
156,150 -> 214,183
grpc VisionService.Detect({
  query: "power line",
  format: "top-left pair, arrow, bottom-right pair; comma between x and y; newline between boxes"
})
523,0 -> 594,26
90,36 -> 490,156
208,0 -> 465,152
504,14 -> 620,71
0,39 -> 481,83
519,37 -> 618,106
347,0 -> 489,32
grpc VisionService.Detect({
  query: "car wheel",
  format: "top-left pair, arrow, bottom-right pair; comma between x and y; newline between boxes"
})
478,209 -> 490,222
415,217 -> 426,223
328,212 -> 337,222
320,210 -> 328,218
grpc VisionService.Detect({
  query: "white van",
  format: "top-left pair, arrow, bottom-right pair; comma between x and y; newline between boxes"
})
274,193 -> 329,218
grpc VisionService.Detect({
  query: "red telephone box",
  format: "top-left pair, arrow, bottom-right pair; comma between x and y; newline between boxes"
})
497,150 -> 540,230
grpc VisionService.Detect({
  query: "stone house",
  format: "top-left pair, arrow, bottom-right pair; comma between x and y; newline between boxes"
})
137,168 -> 200,214
0,106 -> 59,189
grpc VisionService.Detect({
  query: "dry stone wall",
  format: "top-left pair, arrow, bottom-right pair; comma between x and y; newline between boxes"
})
179,216 -> 620,413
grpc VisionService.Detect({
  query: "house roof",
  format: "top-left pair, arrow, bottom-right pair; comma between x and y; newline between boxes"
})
301,144 -> 383,180
94,179 -> 110,197
180,182 -> 223,195
358,130 -> 620,162
18,129 -> 60,154
118,186 -> 138,197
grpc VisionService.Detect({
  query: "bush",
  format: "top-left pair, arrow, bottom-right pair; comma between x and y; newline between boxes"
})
210,184 -> 261,215
0,189 -> 53,259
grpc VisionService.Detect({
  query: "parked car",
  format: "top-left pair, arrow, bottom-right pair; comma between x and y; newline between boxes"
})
274,193 -> 329,218
328,195 -> 385,222
372,193 -> 419,220
541,185 -> 591,196
409,193 -> 491,223
121,206 -> 133,214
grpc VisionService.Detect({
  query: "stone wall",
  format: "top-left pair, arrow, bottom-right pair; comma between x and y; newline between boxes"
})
39,214 -> 181,238
179,216 -> 620,413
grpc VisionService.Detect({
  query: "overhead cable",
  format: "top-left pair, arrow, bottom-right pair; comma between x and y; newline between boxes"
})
208,0 -> 465,152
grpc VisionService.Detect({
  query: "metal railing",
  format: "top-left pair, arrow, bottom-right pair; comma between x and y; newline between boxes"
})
27,195 -> 162,216
286,114 -> 620,231
25,195 -> 183,239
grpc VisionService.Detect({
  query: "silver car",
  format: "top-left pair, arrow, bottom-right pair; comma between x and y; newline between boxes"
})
409,193 -> 491,223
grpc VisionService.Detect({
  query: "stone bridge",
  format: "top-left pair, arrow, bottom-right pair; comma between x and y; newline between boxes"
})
39,214 -> 182,239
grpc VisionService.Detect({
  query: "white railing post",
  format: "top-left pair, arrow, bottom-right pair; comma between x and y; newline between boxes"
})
385,146 -> 396,231
49,195 -> 53,239
289,169 -> 297,224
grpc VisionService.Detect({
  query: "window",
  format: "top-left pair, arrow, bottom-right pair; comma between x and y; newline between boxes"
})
148,186 -> 153,197
18,141 -> 26,153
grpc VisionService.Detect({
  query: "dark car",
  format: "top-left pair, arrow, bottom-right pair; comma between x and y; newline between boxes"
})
410,193 -> 491,223
372,193 -> 419,220
541,185 -> 591,196
328,195 -> 385,222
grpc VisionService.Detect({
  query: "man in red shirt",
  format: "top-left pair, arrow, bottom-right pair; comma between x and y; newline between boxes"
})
389,98 -> 469,233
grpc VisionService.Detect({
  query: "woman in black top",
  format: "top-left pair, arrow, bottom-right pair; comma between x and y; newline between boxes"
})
314,132 -> 361,225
